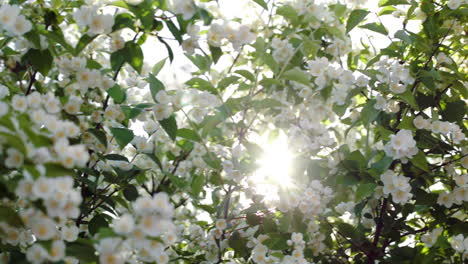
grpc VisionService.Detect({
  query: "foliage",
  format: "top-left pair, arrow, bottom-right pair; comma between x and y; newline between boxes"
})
0,0 -> 466,263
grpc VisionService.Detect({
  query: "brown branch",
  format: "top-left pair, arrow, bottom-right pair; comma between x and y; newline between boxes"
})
25,70 -> 37,95
367,198 -> 388,264
401,226 -> 429,238
153,150 -> 192,194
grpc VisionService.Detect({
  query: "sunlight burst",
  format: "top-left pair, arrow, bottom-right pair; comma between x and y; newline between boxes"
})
250,132 -> 294,200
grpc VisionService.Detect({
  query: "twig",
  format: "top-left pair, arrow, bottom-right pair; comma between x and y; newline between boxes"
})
25,70 -> 37,95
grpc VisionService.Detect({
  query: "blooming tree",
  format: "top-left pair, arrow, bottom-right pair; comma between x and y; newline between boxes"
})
0,0 -> 466,263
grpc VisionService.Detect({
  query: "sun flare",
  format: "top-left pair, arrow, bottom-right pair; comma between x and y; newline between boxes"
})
250,131 -> 294,200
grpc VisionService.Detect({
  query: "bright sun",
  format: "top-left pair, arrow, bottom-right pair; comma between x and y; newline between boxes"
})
250,131 -> 294,200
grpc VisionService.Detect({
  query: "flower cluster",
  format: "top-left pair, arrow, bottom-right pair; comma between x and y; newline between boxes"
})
380,170 -> 412,204
0,4 -> 32,36
375,57 -> 414,94
171,0 -> 197,20
297,180 -> 333,218
384,129 -> 418,163
0,0 -> 466,263
437,173 -> 468,208
421,227 -> 442,248
0,176 -> 82,263
413,115 -> 465,144
272,37 -> 295,64
450,234 -> 468,260
102,193 -> 176,263
207,20 -> 256,50
73,5 -> 114,35
306,56 -> 361,105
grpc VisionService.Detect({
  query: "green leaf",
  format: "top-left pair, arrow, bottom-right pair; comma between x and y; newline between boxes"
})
0,115 -> 15,131
45,163 -> 75,177
394,30 -> 413,44
148,74 -> 165,102
441,101 -> 466,123
302,39 -> 320,59
263,233 -> 289,250
420,70 -> 438,90
159,116 -> 178,141
202,153 -> 222,170
157,36 -> 174,62
452,81 -> 468,98
123,185 -> 139,201
337,222 -> 360,240
372,156 -> 393,174
413,188 -> 437,206
165,20 -> 182,44
217,97 -> 246,119
132,2 -> 155,30
252,98 -> 283,110
46,30 -> 74,53
235,70 -> 256,82
246,213 -> 262,226
346,9 -> 370,33
191,174 -> 204,196
361,100 -> 379,124
389,246 -> 417,261
111,1 -> 130,9
24,164 -> 40,179
124,42 -> 143,73
97,227 -> 118,238
218,76 -> 240,90
144,153 -> 163,171
88,128 -> 108,148
411,151 -> 429,172
120,105 -> 145,119
86,58 -> 102,69
196,8 -> 214,25
185,77 -> 217,94
209,45 -> 222,64
24,29 -> 41,49
111,42 -> 144,73
74,34 -> 97,55
151,57 -> 167,76
88,214 -> 109,236
356,183 -> 377,201
253,0 -> 268,10
360,22 -> 388,35
378,6 -> 397,15
399,90 -> 419,110
0,205 -> 24,227
6,250 -> 27,264
21,49 -> 53,75
0,132 -> 26,154
187,54 -> 211,72
228,232 -> 249,257
107,84 -> 126,104
397,115 -> 415,130
276,5 -> 299,25
177,128 -> 201,142
282,68 -> 310,85
263,217 -> 277,233
378,0 -> 409,6
165,172 -> 187,189
66,240 -> 98,263
105,154 -> 128,161
332,3 -> 347,17
201,114 -> 224,137
112,13 -> 135,31
110,127 -> 134,149
262,53 -> 279,73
